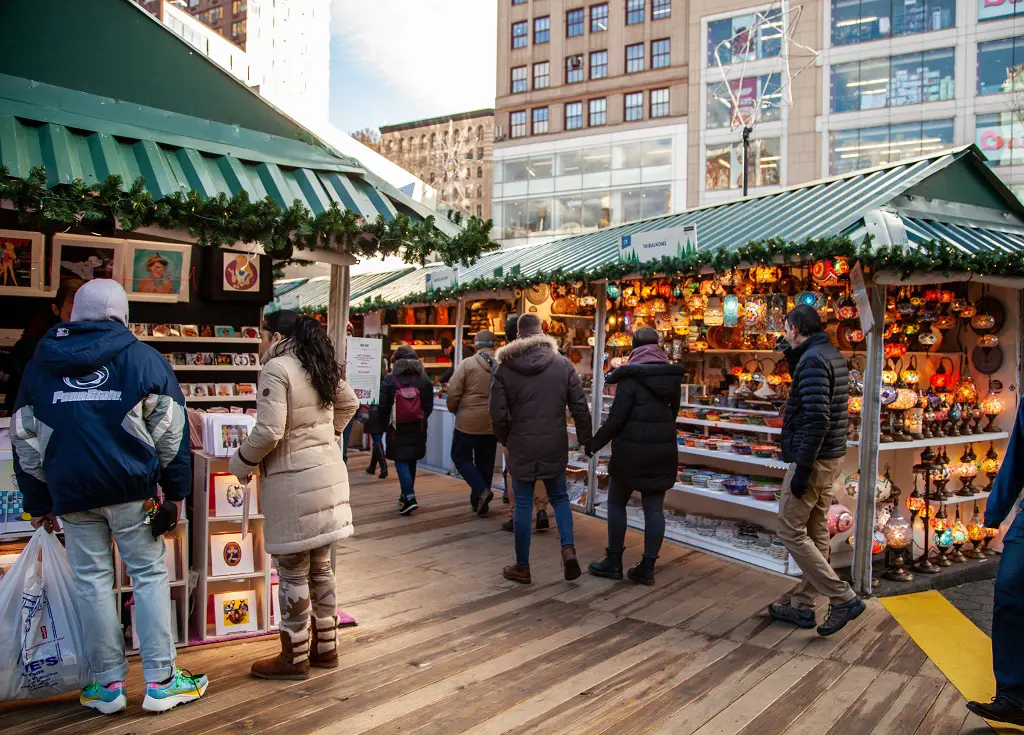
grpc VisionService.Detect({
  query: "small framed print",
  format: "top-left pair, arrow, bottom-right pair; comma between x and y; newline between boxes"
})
235,383 -> 257,396
131,323 -> 150,337
201,352 -> 215,366
0,230 -> 44,296
232,353 -> 250,367
180,383 -> 193,397
270,580 -> 280,627
215,353 -> 233,366
125,240 -> 191,303
223,252 -> 259,293
215,326 -> 236,338
52,233 -> 125,289
213,590 -> 259,636
210,533 -> 255,577
241,326 -> 259,340
210,473 -> 258,517
200,325 -> 215,338
215,383 -> 235,397
181,324 -> 200,338
186,353 -> 202,366
248,354 -> 259,366
171,352 -> 187,366
192,384 -> 209,397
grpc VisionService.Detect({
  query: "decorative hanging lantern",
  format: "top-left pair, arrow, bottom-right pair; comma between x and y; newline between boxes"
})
796,290 -> 822,309
923,288 -> 942,303
744,296 -> 768,333
810,257 -> 850,286
754,265 -> 780,284
935,314 -> 957,330
899,357 -> 921,385
884,340 -> 908,359
930,359 -> 952,390
971,312 -> 996,333
905,486 -> 925,516
959,302 -> 978,318
606,283 -> 621,300
723,294 -> 740,327
881,361 -> 898,385
978,334 -> 1000,348
956,375 -> 979,405
704,297 -> 724,327
981,393 -> 1004,431
827,502 -> 854,538
836,294 -> 859,322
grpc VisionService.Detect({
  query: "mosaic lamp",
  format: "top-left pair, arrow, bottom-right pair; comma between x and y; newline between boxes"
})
980,393 -> 1003,432
949,508 -> 970,563
882,506 -> 915,582
965,504 -> 987,560
982,443 -> 1000,493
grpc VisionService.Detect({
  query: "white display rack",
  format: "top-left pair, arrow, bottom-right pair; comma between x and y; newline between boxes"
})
677,445 -> 789,471
848,432 -> 1009,451
927,490 -> 991,505
173,365 -> 262,372
678,402 -> 780,417
677,417 -> 782,435
139,337 -> 261,344
671,483 -> 779,513
186,396 -> 258,404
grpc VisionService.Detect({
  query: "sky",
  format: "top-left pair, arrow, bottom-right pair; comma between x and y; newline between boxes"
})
328,0 -> 498,135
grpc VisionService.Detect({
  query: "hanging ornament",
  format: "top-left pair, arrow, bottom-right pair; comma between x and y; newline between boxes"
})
606,283 -> 621,300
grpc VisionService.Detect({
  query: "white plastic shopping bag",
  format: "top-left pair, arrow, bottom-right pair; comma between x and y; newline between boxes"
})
0,527 -> 90,701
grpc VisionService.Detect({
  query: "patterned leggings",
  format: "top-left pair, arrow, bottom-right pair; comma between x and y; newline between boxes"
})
274,544 -> 337,641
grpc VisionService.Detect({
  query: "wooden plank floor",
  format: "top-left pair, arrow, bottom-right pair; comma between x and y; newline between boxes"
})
0,458 -> 994,734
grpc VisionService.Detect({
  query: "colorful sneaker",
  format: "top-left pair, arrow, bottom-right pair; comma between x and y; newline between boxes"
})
80,680 -> 127,715
142,668 -> 209,713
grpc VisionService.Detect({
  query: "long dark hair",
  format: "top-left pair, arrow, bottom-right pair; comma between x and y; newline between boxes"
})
264,310 -> 341,407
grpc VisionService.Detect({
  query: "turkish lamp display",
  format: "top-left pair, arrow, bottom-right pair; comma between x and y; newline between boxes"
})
882,506 -> 915,582
980,393 -> 1003,432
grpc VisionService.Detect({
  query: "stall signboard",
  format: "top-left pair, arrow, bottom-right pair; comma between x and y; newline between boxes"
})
620,225 -> 697,264
346,336 -> 383,405
425,268 -> 457,291
979,0 -> 1024,21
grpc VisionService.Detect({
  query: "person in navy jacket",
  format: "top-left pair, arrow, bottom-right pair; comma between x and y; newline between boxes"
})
11,279 -> 207,715
966,398 -> 1024,726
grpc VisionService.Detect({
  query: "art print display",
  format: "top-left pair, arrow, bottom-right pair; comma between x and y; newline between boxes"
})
126,241 -> 191,303
202,413 -> 256,456
52,234 -> 125,287
223,252 -> 259,292
213,590 -> 259,636
0,230 -> 44,296
210,473 -> 259,517
210,533 -> 255,576
0,460 -> 31,534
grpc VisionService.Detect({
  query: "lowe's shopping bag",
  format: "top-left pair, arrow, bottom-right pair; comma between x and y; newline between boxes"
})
0,527 -> 90,700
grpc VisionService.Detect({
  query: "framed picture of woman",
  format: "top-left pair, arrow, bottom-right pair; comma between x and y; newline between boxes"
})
0,230 -> 44,296
51,234 -> 126,291
125,240 -> 191,303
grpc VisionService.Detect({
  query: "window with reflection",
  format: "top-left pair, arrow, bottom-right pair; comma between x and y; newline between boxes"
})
565,102 -> 584,130
831,0 -> 955,46
707,74 -> 782,128
582,193 -> 612,228
557,150 -> 583,175
534,62 -> 550,89
617,142 -> 644,169
650,88 -> 670,118
583,146 -> 612,173
532,108 -> 549,135
653,0 -> 671,20
512,21 -> 528,49
510,111 -> 527,138
707,9 -> 783,66
977,112 -> 1024,167
589,98 -> 608,126
978,37 -> 1024,96
642,138 -> 673,168
504,159 -> 530,182
705,137 -> 781,191
528,155 -> 554,178
651,38 -> 671,69
626,0 -> 645,25
591,2 -> 608,32
591,50 -> 608,79
828,119 -> 953,173
625,92 -> 644,121
831,49 -> 954,112
567,8 -> 585,37
534,16 -> 550,44
511,66 -> 528,93
626,43 -> 645,73
566,55 -> 584,83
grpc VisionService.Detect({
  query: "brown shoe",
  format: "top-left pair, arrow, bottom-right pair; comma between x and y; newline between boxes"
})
251,631 -> 311,680
561,545 -> 581,581
310,615 -> 339,669
503,563 -> 532,584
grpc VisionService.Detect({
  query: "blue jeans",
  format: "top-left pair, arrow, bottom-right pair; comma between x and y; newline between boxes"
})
512,472 -> 574,565
451,430 -> 498,507
994,512 -> 1024,707
62,501 -> 175,685
395,460 -> 417,499
371,432 -> 385,451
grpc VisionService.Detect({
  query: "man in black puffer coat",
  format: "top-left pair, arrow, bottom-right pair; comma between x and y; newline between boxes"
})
770,305 -> 864,637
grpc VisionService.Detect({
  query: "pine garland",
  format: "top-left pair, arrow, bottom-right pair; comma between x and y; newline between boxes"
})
0,166 -> 500,267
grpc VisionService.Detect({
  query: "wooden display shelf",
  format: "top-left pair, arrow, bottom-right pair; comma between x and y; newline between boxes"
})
677,417 -> 782,435
173,365 -> 262,372
848,432 -> 1009,451
422,362 -> 453,369
186,396 -> 258,403
677,445 -> 789,471
139,336 -> 260,344
550,314 -> 597,320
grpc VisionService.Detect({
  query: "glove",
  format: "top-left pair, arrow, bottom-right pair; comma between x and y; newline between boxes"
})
789,464 -> 812,499
583,441 -> 594,458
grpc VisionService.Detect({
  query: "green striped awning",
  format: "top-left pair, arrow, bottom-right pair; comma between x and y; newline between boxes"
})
902,217 -> 1024,256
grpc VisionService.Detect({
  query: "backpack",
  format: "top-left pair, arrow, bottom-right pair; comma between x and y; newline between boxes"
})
394,382 -> 424,426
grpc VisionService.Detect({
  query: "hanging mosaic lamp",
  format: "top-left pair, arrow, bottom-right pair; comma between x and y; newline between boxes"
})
606,283 -> 621,300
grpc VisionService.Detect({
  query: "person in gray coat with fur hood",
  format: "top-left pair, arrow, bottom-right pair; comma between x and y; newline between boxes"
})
489,314 -> 593,585
230,310 -> 358,681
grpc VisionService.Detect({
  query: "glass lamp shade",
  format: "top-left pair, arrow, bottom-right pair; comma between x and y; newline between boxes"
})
951,520 -> 969,545
939,391 -> 955,407
971,313 -> 996,332
967,514 -> 986,543
930,514 -> 949,533
930,372 -> 949,390
849,396 -> 863,414
883,512 -> 913,550
738,371 -> 753,383
900,368 -> 921,385
767,374 -> 783,386
986,527 -> 1000,540
955,377 -> 979,405
724,294 -> 740,327
936,527 -> 955,547
827,503 -> 854,537
981,394 -> 1003,416
606,283 -> 622,300
892,388 -> 920,411
978,334 -> 1000,348
704,297 -> 725,326
694,340 -> 709,352
906,491 -> 925,515
754,266 -> 780,284
956,462 -> 978,479
848,532 -> 887,554
960,303 -> 979,318
905,410 -> 924,435
881,368 -> 898,385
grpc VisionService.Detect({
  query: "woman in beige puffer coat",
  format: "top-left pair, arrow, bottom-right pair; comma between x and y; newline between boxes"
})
229,310 -> 358,681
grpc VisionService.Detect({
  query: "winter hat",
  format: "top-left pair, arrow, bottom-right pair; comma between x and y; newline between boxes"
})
474,330 -> 496,348
517,313 -> 542,337
505,314 -> 519,342
70,279 -> 129,326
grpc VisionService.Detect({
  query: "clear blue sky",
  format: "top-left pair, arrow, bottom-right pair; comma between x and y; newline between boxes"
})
327,0 -> 497,134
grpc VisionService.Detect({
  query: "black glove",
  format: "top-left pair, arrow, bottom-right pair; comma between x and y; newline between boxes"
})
789,464 -> 812,499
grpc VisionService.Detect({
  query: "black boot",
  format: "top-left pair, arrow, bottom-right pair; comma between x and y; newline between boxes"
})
365,448 -> 379,475
501,519 -> 514,533
376,445 -> 388,479
627,556 -> 656,586
588,548 -> 624,580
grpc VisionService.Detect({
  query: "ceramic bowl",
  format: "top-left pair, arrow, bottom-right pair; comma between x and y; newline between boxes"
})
748,485 -> 778,502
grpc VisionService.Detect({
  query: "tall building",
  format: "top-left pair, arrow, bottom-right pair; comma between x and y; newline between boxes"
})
494,0 -> 1024,246
380,110 -> 496,220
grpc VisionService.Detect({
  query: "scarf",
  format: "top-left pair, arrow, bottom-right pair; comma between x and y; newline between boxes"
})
628,343 -> 669,365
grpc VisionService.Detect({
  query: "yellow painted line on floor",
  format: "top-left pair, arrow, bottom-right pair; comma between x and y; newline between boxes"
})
881,590 -> 1024,733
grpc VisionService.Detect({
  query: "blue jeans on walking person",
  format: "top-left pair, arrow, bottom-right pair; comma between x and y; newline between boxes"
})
62,501 -> 176,685
395,460 -> 418,500
512,472 -> 574,565
994,512 -> 1024,708
450,429 -> 498,508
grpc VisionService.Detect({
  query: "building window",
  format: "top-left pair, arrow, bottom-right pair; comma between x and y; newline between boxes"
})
478,147 -> 484,158
625,92 -> 644,121
653,0 -> 670,19
708,9 -> 783,66
590,50 -> 608,79
478,167 -> 484,178
511,111 -> 528,138
977,112 -> 1024,166
706,137 -> 781,191
832,49 -> 955,112
534,61 -> 550,89
566,55 -> 584,83
210,6 -> 223,23
567,8 -> 585,37
589,98 -> 607,126
978,37 -> 1024,96
533,107 -> 550,135
467,150 -> 474,161
651,38 -> 671,69
232,20 -> 246,37
512,0 -> 526,4
829,119 -> 954,174
534,16 -> 550,44
650,88 -> 670,117
626,0 -> 645,25
626,44 -> 645,73
476,205 -> 482,218
566,102 -> 584,130
512,21 -> 528,49
831,0 -> 955,47
232,0 -> 243,15
477,185 -> 484,197
511,65 -> 528,93
981,0 -> 1024,21
591,2 -> 608,32
707,74 -> 782,128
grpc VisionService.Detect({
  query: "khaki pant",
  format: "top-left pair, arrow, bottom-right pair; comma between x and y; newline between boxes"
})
777,457 -> 856,609
502,446 -> 546,514
274,545 -> 337,643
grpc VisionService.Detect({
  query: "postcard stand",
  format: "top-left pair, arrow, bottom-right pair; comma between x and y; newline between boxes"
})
190,450 -> 275,642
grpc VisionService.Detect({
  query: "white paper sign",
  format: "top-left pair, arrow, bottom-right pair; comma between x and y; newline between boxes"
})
620,225 -> 697,264
425,268 -> 457,291
849,262 -> 874,335
345,336 -> 383,405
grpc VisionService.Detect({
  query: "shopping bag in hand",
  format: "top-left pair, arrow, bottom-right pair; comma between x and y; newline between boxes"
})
0,527 -> 90,701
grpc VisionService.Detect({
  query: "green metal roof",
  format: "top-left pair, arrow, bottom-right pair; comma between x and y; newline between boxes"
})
269,268 -> 415,312
902,217 -> 1024,255
354,265 -> 447,308
0,74 -> 460,237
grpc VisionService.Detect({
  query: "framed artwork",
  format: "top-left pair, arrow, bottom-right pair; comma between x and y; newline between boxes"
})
223,252 -> 259,293
203,413 -> 255,457
213,590 -> 259,636
199,248 -> 271,302
0,230 -> 44,296
125,241 -> 191,303
209,532 -> 255,577
210,473 -> 258,518
52,234 -> 125,289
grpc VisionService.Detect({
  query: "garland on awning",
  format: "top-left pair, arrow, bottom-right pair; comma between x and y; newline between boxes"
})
351,235 -> 1024,313
0,166 -> 500,267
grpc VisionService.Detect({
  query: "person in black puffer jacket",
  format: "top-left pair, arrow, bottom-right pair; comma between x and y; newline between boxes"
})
586,328 -> 685,586
378,345 -> 434,515
769,305 -> 864,638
